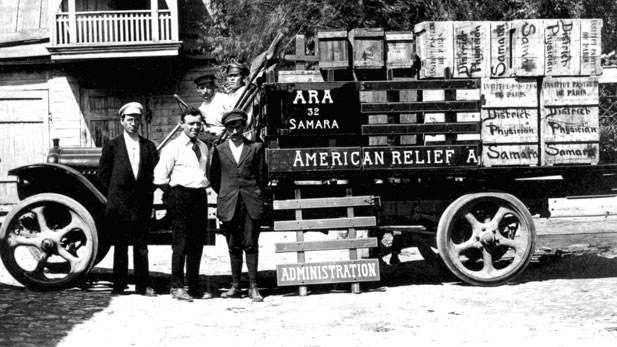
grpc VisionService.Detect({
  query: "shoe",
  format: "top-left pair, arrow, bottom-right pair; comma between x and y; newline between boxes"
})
220,286 -> 242,299
249,287 -> 263,302
188,288 -> 213,300
170,287 -> 193,302
136,286 -> 158,297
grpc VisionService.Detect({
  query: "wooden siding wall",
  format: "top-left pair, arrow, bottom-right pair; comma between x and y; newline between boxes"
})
0,0 -> 48,35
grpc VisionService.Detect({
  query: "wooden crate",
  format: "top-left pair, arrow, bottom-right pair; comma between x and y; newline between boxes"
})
481,108 -> 539,143
541,76 -> 599,105
511,19 -> 545,77
482,77 -> 538,108
580,19 -> 603,76
317,29 -> 350,69
544,19 -> 581,76
489,21 -> 511,78
482,143 -> 540,167
543,142 -> 599,165
414,21 -> 454,79
349,28 -> 385,69
385,31 -> 414,69
453,22 -> 490,78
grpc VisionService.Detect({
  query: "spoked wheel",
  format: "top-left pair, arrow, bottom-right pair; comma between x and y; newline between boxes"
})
436,193 -> 536,286
0,193 -> 98,290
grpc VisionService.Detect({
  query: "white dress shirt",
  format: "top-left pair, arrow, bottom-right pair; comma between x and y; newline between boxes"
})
153,132 -> 209,188
200,93 -> 232,137
123,131 -> 140,179
229,140 -> 244,164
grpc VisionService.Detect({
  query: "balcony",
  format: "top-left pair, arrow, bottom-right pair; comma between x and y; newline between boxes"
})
47,0 -> 181,60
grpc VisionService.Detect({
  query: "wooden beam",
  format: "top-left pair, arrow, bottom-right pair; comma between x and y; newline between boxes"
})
150,0 -> 159,42
273,196 -> 376,210
361,100 -> 481,114
68,0 -> 76,44
274,238 -> 378,253
0,29 -> 49,45
362,122 -> 480,135
274,216 -> 376,231
361,79 -> 480,91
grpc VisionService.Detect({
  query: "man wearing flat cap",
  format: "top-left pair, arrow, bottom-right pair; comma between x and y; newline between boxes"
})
225,62 -> 254,138
194,74 -> 231,145
97,102 -> 159,296
209,108 -> 266,302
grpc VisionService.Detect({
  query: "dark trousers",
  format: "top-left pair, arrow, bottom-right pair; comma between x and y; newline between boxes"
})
112,221 -> 150,290
223,195 -> 260,287
168,186 -> 207,289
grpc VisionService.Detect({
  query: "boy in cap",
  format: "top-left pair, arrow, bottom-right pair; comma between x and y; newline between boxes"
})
97,102 -> 159,296
224,62 -> 254,136
209,108 -> 266,302
194,74 -> 231,145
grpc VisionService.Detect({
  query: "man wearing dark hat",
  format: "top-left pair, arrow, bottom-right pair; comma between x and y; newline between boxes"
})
209,108 -> 266,302
97,102 -> 158,296
225,62 -> 254,134
194,74 -> 231,144
154,107 -> 211,302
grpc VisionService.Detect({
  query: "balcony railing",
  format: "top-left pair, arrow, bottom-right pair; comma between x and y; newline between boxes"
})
54,10 -> 175,45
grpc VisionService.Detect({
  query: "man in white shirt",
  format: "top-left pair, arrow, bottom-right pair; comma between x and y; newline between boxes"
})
154,107 -> 211,302
97,102 -> 158,297
194,74 -> 231,145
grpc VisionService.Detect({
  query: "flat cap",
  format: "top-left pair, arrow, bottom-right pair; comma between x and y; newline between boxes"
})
118,102 -> 143,117
222,108 -> 248,125
225,62 -> 249,76
194,74 -> 216,86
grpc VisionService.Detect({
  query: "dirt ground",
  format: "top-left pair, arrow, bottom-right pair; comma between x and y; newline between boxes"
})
2,232 -> 617,347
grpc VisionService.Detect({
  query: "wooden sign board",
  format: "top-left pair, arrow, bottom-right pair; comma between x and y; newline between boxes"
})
511,19 -> 545,76
482,144 -> 540,167
580,19 -> 603,76
267,145 -> 480,172
490,21 -> 511,78
453,22 -> 490,78
542,106 -> 599,142
543,142 -> 599,165
276,259 -> 380,286
481,77 -> 538,108
541,76 -> 599,105
385,31 -> 414,69
544,19 -> 581,76
481,108 -> 539,143
414,21 -> 453,79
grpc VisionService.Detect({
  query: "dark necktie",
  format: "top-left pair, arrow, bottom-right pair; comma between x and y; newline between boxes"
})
191,140 -> 201,161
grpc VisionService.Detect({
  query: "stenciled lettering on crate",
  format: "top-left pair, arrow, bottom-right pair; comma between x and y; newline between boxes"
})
545,19 -> 581,76
490,21 -> 511,78
542,105 -> 599,143
481,78 -> 540,167
414,21 -> 453,79
580,19 -> 603,76
512,19 -> 545,77
544,142 -> 599,165
541,76 -> 599,105
453,22 -> 490,78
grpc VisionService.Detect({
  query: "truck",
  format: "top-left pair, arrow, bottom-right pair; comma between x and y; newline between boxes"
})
1,21 -> 615,291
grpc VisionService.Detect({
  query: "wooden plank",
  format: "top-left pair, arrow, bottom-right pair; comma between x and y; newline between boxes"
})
481,78 -> 538,108
482,144 -> 540,167
277,71 -> 324,83
535,215 -> 617,235
0,28 -> 49,44
293,188 -> 307,296
580,19 -> 603,76
273,196 -> 376,210
541,76 -> 599,105
453,21 -> 490,78
274,238 -> 378,253
317,29 -> 349,69
276,259 -> 380,286
361,79 -> 480,91
511,19 -> 545,76
481,108 -> 539,143
361,100 -> 480,114
543,142 -> 599,165
548,195 -> 617,218
362,122 -> 479,135
274,217 -> 376,231
542,106 -> 599,142
0,0 -> 19,35
544,19 -> 580,76
385,31 -> 414,69
490,21 -> 511,78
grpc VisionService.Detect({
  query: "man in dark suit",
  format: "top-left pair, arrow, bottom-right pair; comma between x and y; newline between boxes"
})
210,108 -> 266,302
97,102 -> 158,296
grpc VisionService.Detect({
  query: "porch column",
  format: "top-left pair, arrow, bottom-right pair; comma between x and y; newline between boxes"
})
169,0 -> 179,41
68,0 -> 77,44
150,0 -> 159,42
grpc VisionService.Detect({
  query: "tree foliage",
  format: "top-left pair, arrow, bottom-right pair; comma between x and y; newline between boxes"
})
194,0 -> 617,64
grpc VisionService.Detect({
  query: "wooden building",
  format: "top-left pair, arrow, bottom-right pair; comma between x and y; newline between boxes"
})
0,0 -> 218,201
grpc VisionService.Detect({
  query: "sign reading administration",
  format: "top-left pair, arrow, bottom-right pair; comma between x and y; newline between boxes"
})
267,145 -> 479,172
276,259 -> 380,286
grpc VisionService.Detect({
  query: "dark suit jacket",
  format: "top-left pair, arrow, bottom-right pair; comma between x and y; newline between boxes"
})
97,134 -> 159,224
209,137 -> 265,222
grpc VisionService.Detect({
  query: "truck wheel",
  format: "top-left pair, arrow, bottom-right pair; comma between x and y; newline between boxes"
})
0,193 -> 98,290
436,193 -> 536,286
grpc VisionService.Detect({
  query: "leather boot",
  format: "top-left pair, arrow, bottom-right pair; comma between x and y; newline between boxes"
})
248,285 -> 263,302
220,284 -> 242,298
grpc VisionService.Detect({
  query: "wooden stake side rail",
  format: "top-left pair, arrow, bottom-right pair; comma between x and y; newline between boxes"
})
273,195 -> 377,210
361,100 -> 480,113
275,238 -> 378,252
270,79 -> 480,91
273,216 -> 377,231
362,122 -> 479,135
